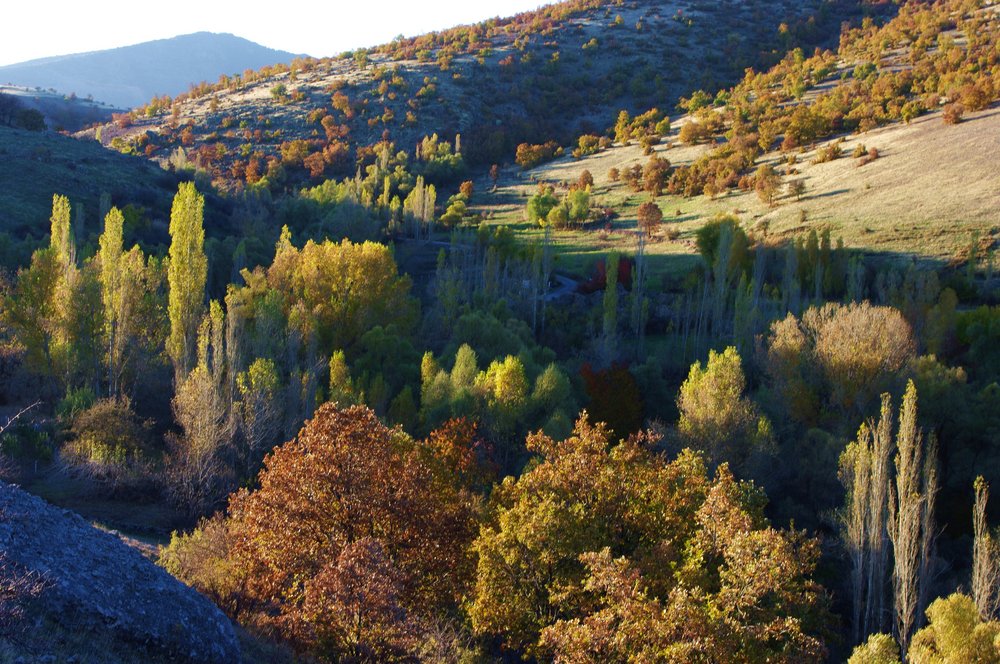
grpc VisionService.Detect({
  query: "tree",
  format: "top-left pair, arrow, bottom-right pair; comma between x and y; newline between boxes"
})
888,381 -> 937,657
677,346 -> 773,469
301,538 -> 415,662
840,393 -> 894,644
328,350 -> 357,406
789,179 -> 807,201
637,201 -> 662,237
642,156 -> 670,196
235,358 -> 281,479
470,415 -> 830,660
803,302 -> 916,414
848,634 -> 901,664
166,307 -> 233,514
909,594 -> 1000,664
167,182 -> 208,383
566,188 -> 590,223
942,103 -> 964,125
264,237 -> 417,354
473,354 -> 528,442
602,253 -> 619,365
97,207 -> 125,394
972,477 -> 1000,621
840,382 -> 937,653
226,404 -> 478,652
526,185 -> 560,225
755,163 -> 781,206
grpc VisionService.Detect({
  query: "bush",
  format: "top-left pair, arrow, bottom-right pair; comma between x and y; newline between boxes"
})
63,398 -> 155,494
943,103 -> 965,125
56,387 -> 95,423
0,425 -> 53,464
572,135 -> 601,159
811,142 -> 842,164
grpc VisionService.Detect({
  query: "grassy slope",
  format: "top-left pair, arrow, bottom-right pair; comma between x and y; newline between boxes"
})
0,125 -> 179,247
476,103 -> 1000,281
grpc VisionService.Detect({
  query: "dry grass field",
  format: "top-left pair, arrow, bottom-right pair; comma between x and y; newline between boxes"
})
477,104 -> 1000,280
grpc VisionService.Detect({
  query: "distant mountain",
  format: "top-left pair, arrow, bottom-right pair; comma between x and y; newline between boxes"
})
0,32 -> 302,109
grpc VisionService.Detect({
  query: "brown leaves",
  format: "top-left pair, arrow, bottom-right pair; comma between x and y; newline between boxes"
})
225,404 -> 478,653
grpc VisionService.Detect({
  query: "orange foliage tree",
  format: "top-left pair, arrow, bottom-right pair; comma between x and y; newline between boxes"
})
225,404 -> 480,656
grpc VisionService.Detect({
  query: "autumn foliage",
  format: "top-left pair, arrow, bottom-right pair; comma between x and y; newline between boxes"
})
224,404 -> 479,658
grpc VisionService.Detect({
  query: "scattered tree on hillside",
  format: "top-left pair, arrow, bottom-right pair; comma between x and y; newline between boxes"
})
637,201 -> 662,237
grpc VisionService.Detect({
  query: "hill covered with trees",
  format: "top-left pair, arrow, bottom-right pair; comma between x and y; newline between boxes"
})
1,0 -> 999,661
86,0 -> 876,192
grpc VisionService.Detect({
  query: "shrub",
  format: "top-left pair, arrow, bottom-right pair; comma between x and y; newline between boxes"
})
811,142 -> 842,164
63,398 -> 155,494
943,103 -> 965,125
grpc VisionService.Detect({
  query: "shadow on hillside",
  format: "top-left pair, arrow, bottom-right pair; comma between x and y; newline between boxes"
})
805,188 -> 850,201
483,189 -> 531,207
961,106 -> 1000,124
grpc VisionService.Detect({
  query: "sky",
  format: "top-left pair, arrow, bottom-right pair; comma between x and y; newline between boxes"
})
0,1 -> 553,67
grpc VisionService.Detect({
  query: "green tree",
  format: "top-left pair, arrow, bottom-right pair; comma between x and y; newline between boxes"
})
167,182 -> 208,384
235,357 -> 281,478
602,253 -> 619,365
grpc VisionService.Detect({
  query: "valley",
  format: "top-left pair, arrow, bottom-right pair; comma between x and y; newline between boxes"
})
1,0 -> 999,662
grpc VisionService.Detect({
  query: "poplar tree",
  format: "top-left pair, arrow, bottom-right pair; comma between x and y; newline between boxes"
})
167,182 -> 208,383
602,253 -> 619,365
97,207 -> 125,394
49,194 -> 79,386
840,394 -> 893,644
888,381 -> 937,656
50,193 -> 74,270
972,477 -> 1000,621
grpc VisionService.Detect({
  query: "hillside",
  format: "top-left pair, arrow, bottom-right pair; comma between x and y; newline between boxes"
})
0,125 -> 229,268
0,33 -> 300,109
479,102 -> 1000,279
0,85 -> 118,132
2,1 -> 1000,662
477,0 -> 1000,278
89,0 -> 875,190
0,481 -> 239,663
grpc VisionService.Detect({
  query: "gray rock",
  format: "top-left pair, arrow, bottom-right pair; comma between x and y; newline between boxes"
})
0,481 -> 240,663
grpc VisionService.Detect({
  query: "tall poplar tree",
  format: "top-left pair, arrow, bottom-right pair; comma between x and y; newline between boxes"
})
602,252 -> 619,365
49,193 -> 80,386
167,182 -> 208,383
97,207 -> 124,394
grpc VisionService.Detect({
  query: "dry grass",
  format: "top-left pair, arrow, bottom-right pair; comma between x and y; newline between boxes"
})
477,104 -> 1000,278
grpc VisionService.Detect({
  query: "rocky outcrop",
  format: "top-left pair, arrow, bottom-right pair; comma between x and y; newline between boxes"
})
0,481 -> 240,663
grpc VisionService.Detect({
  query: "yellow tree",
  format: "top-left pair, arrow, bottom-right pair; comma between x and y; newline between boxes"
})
677,346 -> 773,469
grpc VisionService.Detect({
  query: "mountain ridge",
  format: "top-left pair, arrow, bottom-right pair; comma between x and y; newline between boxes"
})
0,32 -> 303,109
